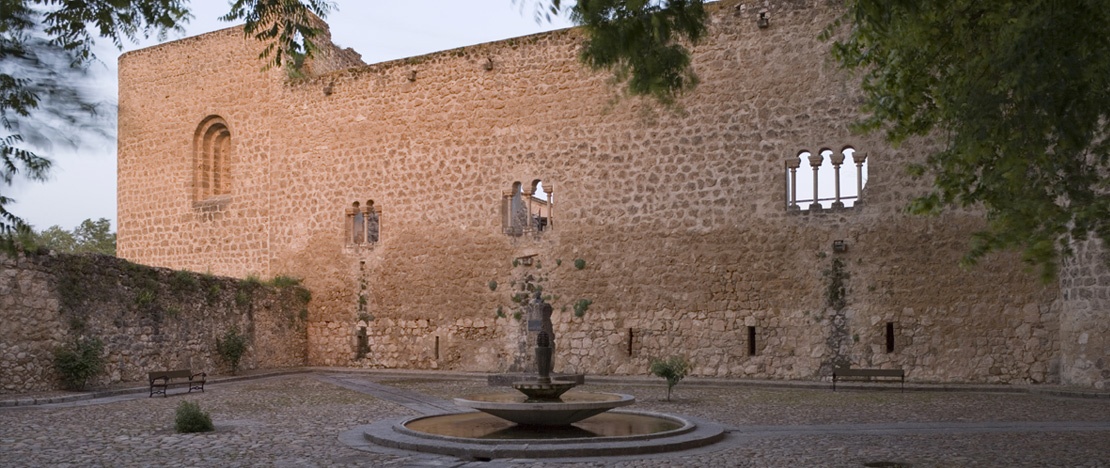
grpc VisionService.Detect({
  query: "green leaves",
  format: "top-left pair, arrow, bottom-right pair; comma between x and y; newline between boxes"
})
572,0 -> 706,104
221,0 -> 335,72
649,355 -> 690,401
53,336 -> 105,391
2,1 -> 188,253
830,0 -> 1110,279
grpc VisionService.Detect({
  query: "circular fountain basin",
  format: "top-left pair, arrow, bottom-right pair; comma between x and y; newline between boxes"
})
453,391 -> 635,426
405,409 -> 678,439
344,409 -> 727,460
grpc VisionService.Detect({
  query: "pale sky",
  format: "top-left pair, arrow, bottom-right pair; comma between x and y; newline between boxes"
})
9,1 -> 574,232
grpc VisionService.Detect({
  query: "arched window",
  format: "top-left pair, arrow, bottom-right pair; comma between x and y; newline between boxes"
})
193,116 -> 232,203
346,200 -> 381,246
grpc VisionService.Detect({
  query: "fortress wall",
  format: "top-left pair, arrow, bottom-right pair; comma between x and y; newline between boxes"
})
1058,237 -> 1110,389
117,26 -> 285,278
0,252 -> 308,394
118,0 -> 1065,384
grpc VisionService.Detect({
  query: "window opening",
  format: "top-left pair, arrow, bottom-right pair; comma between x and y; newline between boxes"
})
747,326 -> 757,356
346,200 -> 381,246
786,146 -> 867,210
503,180 -> 553,236
366,201 -> 380,243
193,116 -> 232,203
351,202 -> 365,244
885,322 -> 895,353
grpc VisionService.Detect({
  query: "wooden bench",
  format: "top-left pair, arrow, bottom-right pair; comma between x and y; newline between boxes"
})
149,370 -> 206,397
832,366 -> 904,392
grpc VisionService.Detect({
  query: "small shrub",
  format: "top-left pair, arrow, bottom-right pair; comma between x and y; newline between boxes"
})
357,312 -> 373,322
488,280 -> 498,292
53,337 -> 105,391
294,287 -> 312,304
234,290 -> 251,307
175,401 -> 214,433
512,311 -> 522,321
495,306 -> 505,319
298,308 -> 309,321
169,270 -> 199,292
135,288 -> 156,308
243,274 -> 262,287
573,258 -> 586,270
268,275 -> 301,287
206,284 -> 222,305
573,298 -> 593,317
649,355 -> 691,401
216,326 -> 249,374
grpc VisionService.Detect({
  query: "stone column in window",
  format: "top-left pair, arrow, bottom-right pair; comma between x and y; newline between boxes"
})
525,185 -> 535,234
546,183 -> 554,231
785,157 -> 801,210
831,150 -> 845,208
808,151 -> 824,210
852,151 -> 868,206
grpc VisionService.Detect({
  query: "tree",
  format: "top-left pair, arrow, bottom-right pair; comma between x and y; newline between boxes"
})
649,355 -> 690,401
72,217 -> 116,255
34,225 -> 77,253
18,217 -> 116,255
1,1 -> 332,253
826,0 -> 1110,280
528,0 -> 707,104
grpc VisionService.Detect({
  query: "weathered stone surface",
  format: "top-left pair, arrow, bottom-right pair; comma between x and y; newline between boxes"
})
107,0 -> 1106,387
0,252 -> 307,394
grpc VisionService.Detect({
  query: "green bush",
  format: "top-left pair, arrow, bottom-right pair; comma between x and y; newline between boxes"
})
267,275 -> 302,287
216,326 -> 248,374
53,337 -> 105,391
573,298 -> 593,317
649,355 -> 691,401
175,401 -> 214,433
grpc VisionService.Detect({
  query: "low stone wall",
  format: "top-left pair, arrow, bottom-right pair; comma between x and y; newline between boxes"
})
0,252 -> 309,394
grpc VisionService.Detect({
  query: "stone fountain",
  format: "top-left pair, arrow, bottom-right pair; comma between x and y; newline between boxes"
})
453,293 -> 634,426
343,294 -> 726,460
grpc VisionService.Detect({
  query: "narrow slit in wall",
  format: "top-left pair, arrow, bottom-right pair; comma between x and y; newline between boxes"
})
747,326 -> 757,356
885,322 -> 895,353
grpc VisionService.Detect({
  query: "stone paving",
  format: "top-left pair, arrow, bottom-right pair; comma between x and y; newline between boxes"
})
0,371 -> 1107,467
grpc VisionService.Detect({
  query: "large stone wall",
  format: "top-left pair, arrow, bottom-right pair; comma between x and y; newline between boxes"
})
117,0 -> 1091,385
0,252 -> 308,394
1057,238 -> 1110,389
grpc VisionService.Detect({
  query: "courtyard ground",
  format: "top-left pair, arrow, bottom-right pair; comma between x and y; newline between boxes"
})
1,370 -> 1107,467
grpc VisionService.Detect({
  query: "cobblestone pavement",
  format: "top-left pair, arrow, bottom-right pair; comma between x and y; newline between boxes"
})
1,372 -> 1107,467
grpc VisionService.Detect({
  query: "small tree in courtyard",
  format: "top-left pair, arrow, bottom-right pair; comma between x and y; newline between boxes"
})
53,336 -> 105,391
216,326 -> 248,375
650,355 -> 691,401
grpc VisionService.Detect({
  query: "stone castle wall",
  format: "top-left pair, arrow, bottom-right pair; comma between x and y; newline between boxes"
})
1057,238 -> 1110,389
117,0 -> 1084,385
0,252 -> 308,394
